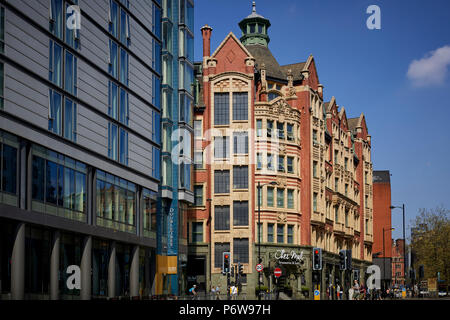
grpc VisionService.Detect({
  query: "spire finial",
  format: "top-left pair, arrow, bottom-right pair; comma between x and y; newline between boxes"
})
252,1 -> 256,13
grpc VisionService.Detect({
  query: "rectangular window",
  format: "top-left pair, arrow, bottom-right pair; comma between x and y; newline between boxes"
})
64,51 -> 77,95
48,90 -> 62,136
287,157 -> 294,173
277,188 -> 284,208
119,128 -> 128,165
313,192 -> 318,212
233,201 -> 248,226
50,0 -> 63,39
109,0 -> 119,37
194,185 -> 203,206
277,122 -> 284,139
109,39 -> 118,78
345,157 -> 348,170
335,206 -> 339,222
233,166 -> 248,189
162,54 -> 173,87
142,188 -> 157,232
179,61 -> 194,95
119,7 -> 130,46
232,92 -> 248,121
32,148 -> 86,216
287,225 -> 294,244
256,119 -> 262,137
233,238 -> 249,263
267,120 -> 273,137
119,87 -> 129,125
214,170 -> 230,194
287,123 -> 294,141
313,161 -> 318,178
278,155 -> 285,172
194,151 -> 203,170
214,243 -> 230,268
96,170 -> 136,230
335,178 -> 339,192
179,92 -> 193,126
233,132 -> 248,154
345,184 -> 348,196
334,150 -> 339,163
63,97 -> 77,141
267,153 -> 274,171
214,93 -> 229,125
277,224 -> 284,243
119,48 -> 129,85
49,41 -> 63,87
179,27 -> 194,62
287,189 -> 294,209
192,222 -> 203,243
1,139 -> 18,196
267,187 -> 274,207
214,205 -> 230,230
257,153 -> 262,170
194,120 -> 202,138
108,123 -> 118,161
214,136 -> 229,158
365,219 -> 369,235
267,223 -> 274,243
65,3 -> 80,49
313,129 -> 318,143
345,210 -> 349,227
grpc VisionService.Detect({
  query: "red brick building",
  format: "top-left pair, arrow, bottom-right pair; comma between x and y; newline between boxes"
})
392,239 -> 406,286
373,170 -> 393,287
187,3 -> 374,299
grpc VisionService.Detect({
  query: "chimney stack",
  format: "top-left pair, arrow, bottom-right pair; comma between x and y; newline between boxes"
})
201,25 -> 213,57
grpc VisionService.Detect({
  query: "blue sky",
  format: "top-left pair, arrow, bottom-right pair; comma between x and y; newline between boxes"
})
194,0 -> 450,241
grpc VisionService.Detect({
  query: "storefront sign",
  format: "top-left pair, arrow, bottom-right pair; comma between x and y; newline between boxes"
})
274,249 -> 304,265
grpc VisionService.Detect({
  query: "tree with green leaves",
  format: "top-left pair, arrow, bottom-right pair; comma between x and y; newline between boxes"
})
410,206 -> 450,292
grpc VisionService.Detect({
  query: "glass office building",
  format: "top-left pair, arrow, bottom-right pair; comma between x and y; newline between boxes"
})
157,0 -> 194,296
0,0 -> 162,299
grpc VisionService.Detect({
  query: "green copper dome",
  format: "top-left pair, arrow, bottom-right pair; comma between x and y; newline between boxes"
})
238,1 -> 271,47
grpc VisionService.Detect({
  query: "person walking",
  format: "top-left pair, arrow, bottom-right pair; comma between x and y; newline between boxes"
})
352,280 -> 360,300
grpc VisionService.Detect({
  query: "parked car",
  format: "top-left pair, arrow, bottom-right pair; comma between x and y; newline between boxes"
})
438,291 -> 447,297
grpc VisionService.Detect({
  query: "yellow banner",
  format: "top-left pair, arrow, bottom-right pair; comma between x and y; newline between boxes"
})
157,255 -> 178,275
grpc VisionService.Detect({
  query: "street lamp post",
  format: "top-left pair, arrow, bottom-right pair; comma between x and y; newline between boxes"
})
383,227 -> 395,292
391,204 -> 406,286
257,181 -> 277,300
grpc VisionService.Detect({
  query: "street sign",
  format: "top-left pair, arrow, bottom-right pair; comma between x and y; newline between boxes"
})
256,264 -> 263,272
314,290 -> 320,300
274,267 -> 282,278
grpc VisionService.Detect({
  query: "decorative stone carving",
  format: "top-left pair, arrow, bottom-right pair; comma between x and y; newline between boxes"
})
277,213 -> 287,223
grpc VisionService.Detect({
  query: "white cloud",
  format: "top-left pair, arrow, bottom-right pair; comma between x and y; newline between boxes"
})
407,45 -> 450,87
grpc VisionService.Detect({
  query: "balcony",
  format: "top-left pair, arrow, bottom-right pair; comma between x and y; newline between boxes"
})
364,234 -> 373,243
311,211 -> 325,225
333,222 -> 344,234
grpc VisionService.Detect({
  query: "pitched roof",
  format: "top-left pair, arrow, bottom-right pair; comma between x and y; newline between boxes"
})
280,62 -> 306,81
347,117 -> 361,132
245,44 -> 285,80
245,44 -> 306,82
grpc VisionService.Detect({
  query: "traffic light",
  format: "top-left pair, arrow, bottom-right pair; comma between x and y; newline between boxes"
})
312,248 -> 322,270
346,250 -> 352,270
339,250 -> 346,270
231,265 -> 235,278
223,252 -> 231,274
238,262 -> 244,275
